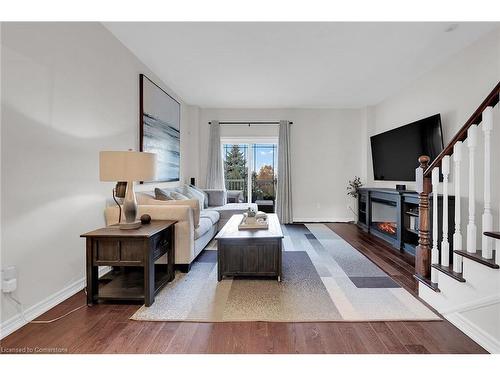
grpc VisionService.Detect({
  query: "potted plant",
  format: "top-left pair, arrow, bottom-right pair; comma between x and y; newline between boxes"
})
347,176 -> 363,223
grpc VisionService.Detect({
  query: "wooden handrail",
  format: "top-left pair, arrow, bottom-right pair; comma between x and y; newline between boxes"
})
424,81 -> 500,177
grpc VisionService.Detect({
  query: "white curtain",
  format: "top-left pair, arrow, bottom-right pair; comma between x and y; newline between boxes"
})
277,120 -> 293,223
205,120 -> 225,189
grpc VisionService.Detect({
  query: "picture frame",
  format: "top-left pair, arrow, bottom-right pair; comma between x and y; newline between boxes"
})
139,74 -> 181,182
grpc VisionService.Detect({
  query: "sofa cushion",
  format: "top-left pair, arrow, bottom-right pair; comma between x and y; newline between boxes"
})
200,209 -> 220,225
194,217 -> 213,240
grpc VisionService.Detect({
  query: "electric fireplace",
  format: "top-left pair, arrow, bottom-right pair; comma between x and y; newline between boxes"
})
357,187 -> 456,260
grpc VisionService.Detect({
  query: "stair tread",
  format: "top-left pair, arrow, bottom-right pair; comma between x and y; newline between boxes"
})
454,250 -> 499,269
414,274 -> 440,292
484,231 -> 500,240
431,264 -> 466,282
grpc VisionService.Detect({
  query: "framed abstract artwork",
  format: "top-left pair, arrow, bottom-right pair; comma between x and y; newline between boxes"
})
139,74 -> 181,182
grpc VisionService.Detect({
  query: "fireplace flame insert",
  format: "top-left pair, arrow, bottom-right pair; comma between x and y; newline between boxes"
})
370,198 -> 398,239
376,222 -> 397,235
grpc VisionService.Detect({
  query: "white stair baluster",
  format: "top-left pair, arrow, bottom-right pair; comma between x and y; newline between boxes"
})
431,167 -> 440,283
441,155 -> 450,266
482,107 -> 493,259
453,141 -> 463,273
467,125 -> 478,253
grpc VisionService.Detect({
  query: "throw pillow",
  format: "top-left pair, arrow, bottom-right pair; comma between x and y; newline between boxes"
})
182,185 -> 206,211
176,185 -> 194,199
170,191 -> 189,200
189,184 -> 209,209
154,188 -> 174,201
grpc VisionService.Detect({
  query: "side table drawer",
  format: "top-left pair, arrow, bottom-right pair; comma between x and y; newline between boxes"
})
94,238 -> 143,265
151,230 -> 170,261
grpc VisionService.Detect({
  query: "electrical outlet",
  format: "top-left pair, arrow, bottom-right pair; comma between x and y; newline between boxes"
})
2,278 -> 17,293
1,266 -> 17,293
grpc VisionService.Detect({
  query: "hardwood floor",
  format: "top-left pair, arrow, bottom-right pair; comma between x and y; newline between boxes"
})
325,223 -> 419,295
0,223 -> 487,354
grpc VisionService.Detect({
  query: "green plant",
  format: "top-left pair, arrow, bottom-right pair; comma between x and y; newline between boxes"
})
347,176 -> 363,198
224,145 -> 248,181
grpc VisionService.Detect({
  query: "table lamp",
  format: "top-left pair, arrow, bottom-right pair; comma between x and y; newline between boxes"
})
99,150 -> 157,229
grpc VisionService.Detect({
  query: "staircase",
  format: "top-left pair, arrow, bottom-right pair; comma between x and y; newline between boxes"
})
414,81 -> 500,353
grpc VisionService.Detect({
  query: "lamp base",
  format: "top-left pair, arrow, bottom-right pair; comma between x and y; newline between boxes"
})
119,221 -> 142,230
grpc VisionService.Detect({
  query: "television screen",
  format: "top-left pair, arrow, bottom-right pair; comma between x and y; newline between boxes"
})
370,114 -> 444,181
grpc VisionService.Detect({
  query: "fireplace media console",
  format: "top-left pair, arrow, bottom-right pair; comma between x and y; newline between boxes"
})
357,188 -> 455,262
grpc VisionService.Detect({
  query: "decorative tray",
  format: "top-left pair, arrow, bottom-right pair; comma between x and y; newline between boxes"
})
238,215 -> 269,230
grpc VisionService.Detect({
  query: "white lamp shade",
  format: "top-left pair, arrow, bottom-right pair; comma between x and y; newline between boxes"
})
99,151 -> 157,182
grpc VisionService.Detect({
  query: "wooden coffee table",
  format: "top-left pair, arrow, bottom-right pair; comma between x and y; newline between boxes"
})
215,214 -> 284,281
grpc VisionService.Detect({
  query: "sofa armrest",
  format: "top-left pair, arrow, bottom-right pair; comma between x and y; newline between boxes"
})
203,189 -> 227,207
105,204 -> 193,226
143,199 -> 200,228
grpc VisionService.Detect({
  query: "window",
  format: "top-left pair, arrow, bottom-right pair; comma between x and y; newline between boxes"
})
223,143 -> 249,202
222,141 -> 278,209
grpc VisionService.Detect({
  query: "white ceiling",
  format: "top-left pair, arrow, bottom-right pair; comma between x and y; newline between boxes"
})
104,22 -> 498,108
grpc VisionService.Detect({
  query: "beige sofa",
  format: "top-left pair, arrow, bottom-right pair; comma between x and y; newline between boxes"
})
104,190 -> 257,272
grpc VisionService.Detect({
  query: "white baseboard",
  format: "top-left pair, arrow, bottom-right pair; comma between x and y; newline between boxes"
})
1,266 -> 111,340
440,295 -> 500,315
293,217 -> 354,223
1,278 -> 85,339
445,312 -> 500,354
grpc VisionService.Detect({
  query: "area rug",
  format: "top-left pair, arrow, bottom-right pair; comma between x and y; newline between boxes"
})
131,224 -> 440,322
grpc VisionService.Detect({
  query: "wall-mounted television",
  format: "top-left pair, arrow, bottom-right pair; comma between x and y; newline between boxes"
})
370,114 -> 444,181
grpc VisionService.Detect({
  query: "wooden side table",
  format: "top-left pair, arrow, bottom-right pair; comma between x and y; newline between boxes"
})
81,220 -> 176,307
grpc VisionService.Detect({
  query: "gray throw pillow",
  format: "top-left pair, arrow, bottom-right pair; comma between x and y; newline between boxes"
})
170,191 -> 189,200
155,188 -> 174,201
186,185 -> 208,210
189,184 -> 209,209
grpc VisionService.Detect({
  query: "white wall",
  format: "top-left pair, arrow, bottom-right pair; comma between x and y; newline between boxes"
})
198,108 -> 365,222
0,22 -> 197,333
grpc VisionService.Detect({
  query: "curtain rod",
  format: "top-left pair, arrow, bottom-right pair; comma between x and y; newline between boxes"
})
208,121 -> 293,125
